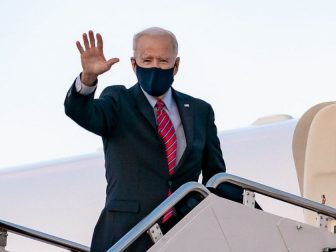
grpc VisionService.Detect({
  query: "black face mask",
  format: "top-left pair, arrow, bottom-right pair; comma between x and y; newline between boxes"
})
135,64 -> 175,97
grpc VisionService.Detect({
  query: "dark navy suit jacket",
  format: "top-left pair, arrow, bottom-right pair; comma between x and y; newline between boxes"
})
64,82 -> 226,251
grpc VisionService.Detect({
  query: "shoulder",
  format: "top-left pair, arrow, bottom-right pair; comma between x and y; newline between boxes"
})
100,85 -> 128,98
98,84 -> 139,108
173,89 -> 212,111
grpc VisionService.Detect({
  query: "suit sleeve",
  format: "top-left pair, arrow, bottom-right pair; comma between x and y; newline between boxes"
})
200,106 -> 248,205
201,105 -> 226,184
64,79 -> 123,136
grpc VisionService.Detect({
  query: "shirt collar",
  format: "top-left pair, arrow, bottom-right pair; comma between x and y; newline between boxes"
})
141,87 -> 173,112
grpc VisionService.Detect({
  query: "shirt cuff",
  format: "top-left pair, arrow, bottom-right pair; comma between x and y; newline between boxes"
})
75,75 -> 97,95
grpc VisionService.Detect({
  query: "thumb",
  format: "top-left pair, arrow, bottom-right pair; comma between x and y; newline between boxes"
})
107,58 -> 120,68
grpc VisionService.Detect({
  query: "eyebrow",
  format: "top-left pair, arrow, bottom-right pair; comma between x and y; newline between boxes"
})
141,55 -> 154,60
140,56 -> 171,61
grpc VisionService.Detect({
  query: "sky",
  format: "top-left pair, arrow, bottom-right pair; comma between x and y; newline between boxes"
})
1,0 -> 336,168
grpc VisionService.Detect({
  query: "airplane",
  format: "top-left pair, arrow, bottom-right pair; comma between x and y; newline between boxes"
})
1,101 -> 336,251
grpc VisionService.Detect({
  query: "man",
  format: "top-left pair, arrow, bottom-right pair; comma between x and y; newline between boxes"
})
64,27 -> 226,252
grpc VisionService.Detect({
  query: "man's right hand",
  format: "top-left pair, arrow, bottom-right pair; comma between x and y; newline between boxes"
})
76,30 -> 120,86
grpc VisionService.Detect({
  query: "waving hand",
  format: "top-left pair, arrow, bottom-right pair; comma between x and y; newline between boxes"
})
76,30 -> 119,86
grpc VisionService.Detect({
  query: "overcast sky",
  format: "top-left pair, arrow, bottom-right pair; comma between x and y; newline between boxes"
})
1,0 -> 336,168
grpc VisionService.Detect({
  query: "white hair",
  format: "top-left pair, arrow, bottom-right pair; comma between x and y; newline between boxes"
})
133,27 -> 178,56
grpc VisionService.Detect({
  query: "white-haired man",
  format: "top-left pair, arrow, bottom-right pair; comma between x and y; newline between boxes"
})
65,27 -> 226,252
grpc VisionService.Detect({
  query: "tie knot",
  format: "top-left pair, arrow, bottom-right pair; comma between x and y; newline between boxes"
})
155,99 -> 165,110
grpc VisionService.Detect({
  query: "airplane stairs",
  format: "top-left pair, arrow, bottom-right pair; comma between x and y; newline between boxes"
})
1,173 -> 336,251
109,173 -> 336,252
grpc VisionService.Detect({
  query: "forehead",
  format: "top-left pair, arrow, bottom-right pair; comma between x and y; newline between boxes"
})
135,35 -> 175,58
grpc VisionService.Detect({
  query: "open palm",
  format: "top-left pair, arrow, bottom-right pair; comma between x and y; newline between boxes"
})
76,31 -> 119,85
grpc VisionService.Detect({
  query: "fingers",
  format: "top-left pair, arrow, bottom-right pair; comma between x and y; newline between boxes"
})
96,33 -> 103,51
76,41 -> 84,54
82,30 -> 96,50
77,31 -> 117,67
83,33 -> 90,50
107,58 -> 120,68
89,30 -> 96,48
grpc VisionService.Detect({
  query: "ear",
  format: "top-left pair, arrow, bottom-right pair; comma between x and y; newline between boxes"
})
173,57 -> 180,75
130,57 -> 136,73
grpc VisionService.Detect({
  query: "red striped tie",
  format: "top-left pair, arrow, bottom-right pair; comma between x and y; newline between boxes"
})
155,99 -> 176,223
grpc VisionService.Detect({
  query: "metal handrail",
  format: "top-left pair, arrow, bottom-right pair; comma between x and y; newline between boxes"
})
107,182 -> 211,252
206,173 -> 336,219
0,218 -> 90,252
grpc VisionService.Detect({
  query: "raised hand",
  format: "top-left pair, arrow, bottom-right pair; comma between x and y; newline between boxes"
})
76,30 -> 120,86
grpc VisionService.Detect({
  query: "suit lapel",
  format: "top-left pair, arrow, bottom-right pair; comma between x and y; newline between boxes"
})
130,85 -> 194,172
172,89 -> 194,170
130,84 -> 157,131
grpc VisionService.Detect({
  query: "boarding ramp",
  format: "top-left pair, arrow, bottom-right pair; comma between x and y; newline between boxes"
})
109,173 -> 336,252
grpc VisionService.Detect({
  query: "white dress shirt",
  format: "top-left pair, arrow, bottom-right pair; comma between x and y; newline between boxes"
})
75,76 -> 187,165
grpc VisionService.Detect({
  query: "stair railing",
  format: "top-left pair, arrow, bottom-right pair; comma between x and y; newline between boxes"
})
107,181 -> 210,252
206,172 -> 336,219
0,218 -> 90,252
